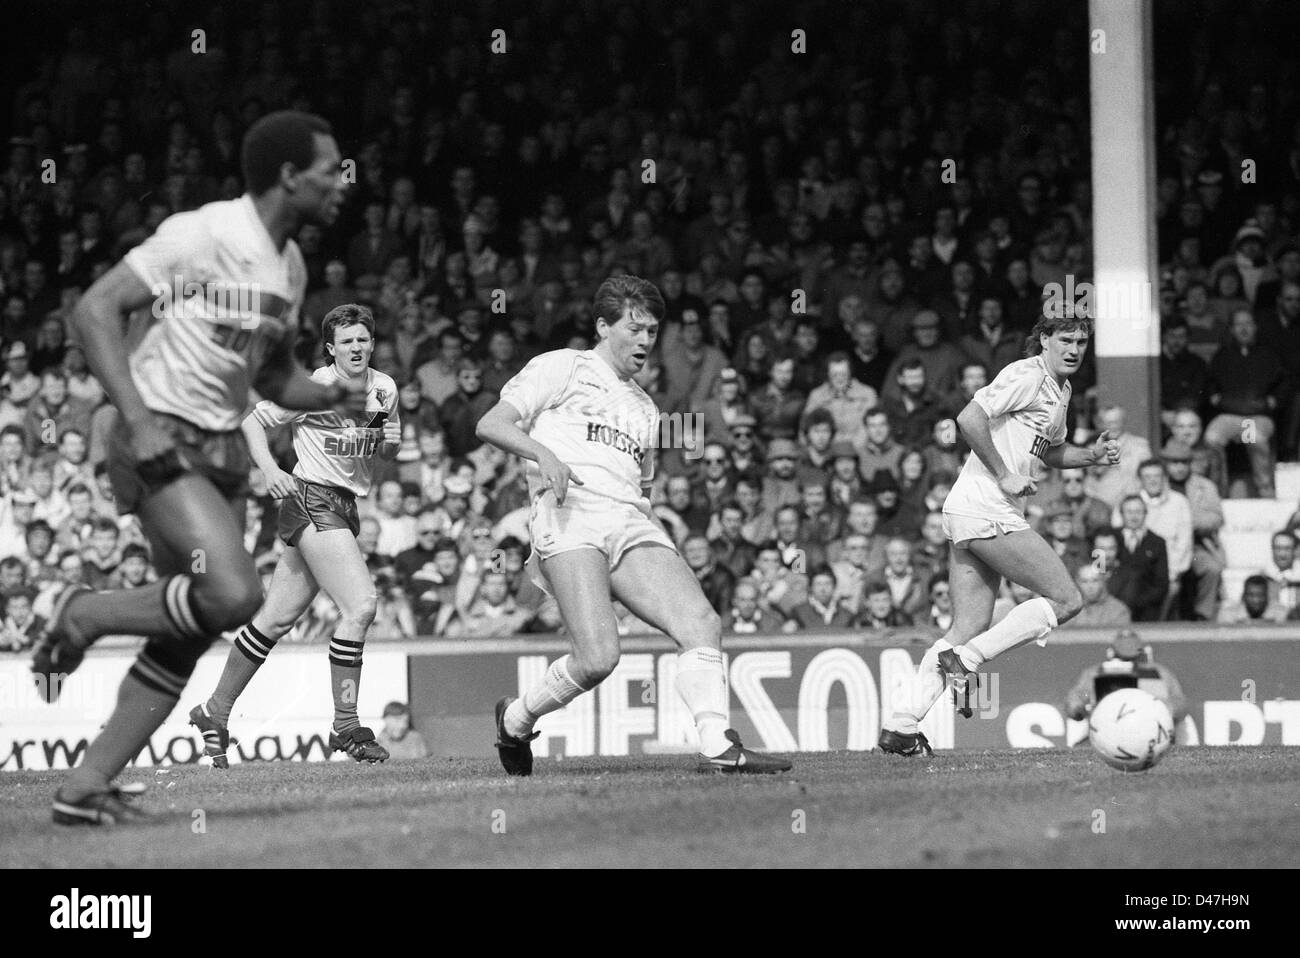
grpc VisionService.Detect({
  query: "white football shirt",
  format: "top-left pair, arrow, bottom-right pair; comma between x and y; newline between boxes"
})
499,349 -> 658,508
945,354 -> 1070,518
124,195 -> 306,432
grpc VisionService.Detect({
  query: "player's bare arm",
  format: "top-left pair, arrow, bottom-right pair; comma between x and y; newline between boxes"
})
72,261 -> 175,462
254,332 -> 366,418
241,413 -> 296,499
476,399 -> 584,504
956,399 -> 1036,497
1041,430 -> 1122,470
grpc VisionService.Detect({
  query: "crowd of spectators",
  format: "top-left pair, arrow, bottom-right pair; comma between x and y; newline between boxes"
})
1,0 -> 1299,646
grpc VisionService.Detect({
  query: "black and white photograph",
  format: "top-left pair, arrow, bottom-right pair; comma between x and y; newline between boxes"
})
0,0 -> 1293,917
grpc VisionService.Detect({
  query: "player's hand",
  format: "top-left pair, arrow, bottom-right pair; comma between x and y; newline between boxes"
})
998,473 -> 1037,497
381,420 -> 401,446
537,449 -> 583,505
330,379 -> 368,421
1091,429 -> 1121,467
264,466 -> 297,500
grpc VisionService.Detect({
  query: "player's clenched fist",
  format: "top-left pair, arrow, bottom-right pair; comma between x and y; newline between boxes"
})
1091,428 -> 1121,466
536,448 -> 583,505
381,420 -> 401,446
998,473 -> 1037,497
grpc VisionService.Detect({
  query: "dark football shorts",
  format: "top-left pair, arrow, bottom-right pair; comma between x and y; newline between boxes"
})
107,410 -> 251,514
277,477 -> 360,547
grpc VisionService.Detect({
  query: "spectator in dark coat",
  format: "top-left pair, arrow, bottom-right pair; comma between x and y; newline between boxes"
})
437,358 -> 497,456
1103,498 -> 1170,621
787,566 -> 857,630
1204,309 -> 1284,497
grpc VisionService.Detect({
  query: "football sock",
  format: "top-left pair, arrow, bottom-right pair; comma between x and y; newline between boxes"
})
888,638 -> 951,734
329,635 -> 365,734
64,575 -> 207,648
206,623 -> 279,725
675,646 -> 732,757
958,597 -> 1058,668
64,649 -> 191,799
504,655 -> 587,738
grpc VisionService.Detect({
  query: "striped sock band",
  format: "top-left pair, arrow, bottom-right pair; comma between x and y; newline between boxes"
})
162,575 -> 207,641
234,623 -> 278,664
328,637 -> 364,667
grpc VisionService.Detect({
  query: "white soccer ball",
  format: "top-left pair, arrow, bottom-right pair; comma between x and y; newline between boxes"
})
1087,688 -> 1175,772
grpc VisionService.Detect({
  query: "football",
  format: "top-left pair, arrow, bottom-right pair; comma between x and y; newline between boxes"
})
1088,688 -> 1176,772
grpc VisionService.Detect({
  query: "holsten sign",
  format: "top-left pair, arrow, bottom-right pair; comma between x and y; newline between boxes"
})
408,632 -> 1300,756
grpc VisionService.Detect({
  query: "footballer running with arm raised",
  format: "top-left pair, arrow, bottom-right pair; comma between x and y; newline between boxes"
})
189,303 -> 400,767
31,111 -> 368,825
879,312 -> 1122,756
475,274 -> 791,775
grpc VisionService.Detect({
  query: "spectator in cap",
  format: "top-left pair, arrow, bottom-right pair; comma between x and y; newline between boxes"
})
760,437 -> 803,518
1062,562 -> 1132,629
1160,439 -> 1224,621
1064,630 -> 1186,729
725,413 -> 762,475
1169,407 -> 1229,497
869,469 -> 921,541
804,351 -> 878,451
1209,221 -> 1272,306
377,701 -> 429,760
826,441 -> 864,509
701,366 -> 748,445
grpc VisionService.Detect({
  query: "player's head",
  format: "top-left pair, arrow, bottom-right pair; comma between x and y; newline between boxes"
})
240,110 -> 344,226
592,274 -> 664,379
1025,312 -> 1091,379
321,303 -> 375,374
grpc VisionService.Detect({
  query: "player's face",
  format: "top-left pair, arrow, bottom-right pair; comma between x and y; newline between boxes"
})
1041,327 -> 1088,381
597,307 -> 658,378
298,133 -> 347,226
328,322 -> 373,376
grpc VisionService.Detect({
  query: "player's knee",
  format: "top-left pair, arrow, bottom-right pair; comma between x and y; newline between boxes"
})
193,575 -> 263,632
341,591 -> 378,629
570,647 -> 620,686
681,608 -> 722,647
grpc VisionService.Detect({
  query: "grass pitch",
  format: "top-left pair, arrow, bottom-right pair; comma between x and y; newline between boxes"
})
2,746 -> 1294,868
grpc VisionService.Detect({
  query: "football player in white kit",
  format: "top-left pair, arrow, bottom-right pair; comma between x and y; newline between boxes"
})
879,313 -> 1122,756
189,303 -> 400,767
31,111 -> 368,824
476,275 -> 792,775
